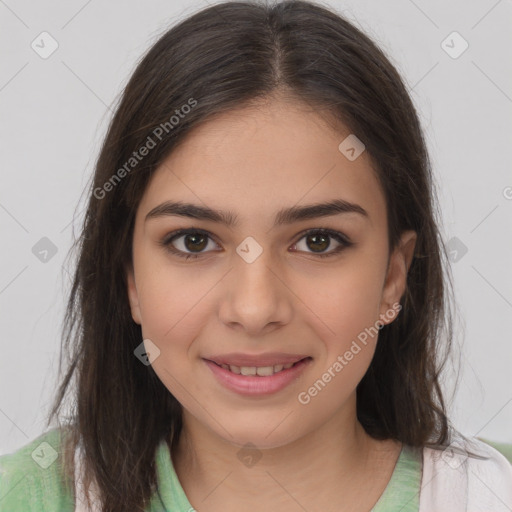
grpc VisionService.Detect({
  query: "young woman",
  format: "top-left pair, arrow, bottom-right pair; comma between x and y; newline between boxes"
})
1,1 -> 511,511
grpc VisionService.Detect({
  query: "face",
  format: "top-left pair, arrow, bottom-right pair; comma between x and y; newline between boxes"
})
126,97 -> 416,449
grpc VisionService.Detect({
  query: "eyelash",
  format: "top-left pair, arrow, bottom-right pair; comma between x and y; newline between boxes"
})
159,228 -> 353,260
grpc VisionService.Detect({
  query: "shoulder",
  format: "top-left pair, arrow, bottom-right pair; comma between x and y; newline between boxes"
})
477,437 -> 512,464
0,427 -> 76,512
420,436 -> 512,512
440,435 -> 512,476
465,438 -> 512,508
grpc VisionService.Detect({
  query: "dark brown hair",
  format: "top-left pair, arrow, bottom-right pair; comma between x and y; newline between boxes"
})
48,0 -> 459,510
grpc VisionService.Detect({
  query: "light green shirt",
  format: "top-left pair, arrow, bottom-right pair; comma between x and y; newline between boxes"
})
0,428 -> 509,511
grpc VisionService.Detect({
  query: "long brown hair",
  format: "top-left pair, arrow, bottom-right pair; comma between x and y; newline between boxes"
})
48,1 -> 459,510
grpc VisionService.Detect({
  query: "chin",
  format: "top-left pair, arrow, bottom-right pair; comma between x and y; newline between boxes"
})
213,417 -> 307,451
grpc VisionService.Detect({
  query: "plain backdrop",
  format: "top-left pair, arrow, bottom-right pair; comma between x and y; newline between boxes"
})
1,0 -> 511,455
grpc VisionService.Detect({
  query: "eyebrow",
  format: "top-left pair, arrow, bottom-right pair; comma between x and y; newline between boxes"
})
145,199 -> 369,227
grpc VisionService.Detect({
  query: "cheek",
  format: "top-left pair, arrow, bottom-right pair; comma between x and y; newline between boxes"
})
135,253 -> 224,362
292,261 -> 386,401
299,263 -> 385,341
134,264 -> 210,400
296,273 -> 381,410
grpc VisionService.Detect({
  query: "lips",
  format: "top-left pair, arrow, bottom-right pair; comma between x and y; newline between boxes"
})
204,356 -> 312,395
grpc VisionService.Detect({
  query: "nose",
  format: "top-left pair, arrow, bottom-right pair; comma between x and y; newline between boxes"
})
217,246 -> 294,335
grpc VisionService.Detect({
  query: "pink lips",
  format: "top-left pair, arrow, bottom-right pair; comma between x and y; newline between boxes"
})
203,356 -> 312,396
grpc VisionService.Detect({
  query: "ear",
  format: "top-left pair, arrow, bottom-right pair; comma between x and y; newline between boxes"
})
378,230 -> 417,325
126,263 -> 142,325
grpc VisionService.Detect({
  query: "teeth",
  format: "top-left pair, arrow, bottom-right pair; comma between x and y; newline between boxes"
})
256,366 -> 274,376
221,362 -> 299,376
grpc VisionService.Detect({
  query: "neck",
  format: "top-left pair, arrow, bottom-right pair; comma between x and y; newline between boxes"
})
172,394 -> 395,509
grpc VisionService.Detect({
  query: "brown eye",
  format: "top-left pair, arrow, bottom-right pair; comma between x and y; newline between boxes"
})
182,233 -> 208,252
160,229 -> 219,259
305,232 -> 330,252
291,229 -> 352,258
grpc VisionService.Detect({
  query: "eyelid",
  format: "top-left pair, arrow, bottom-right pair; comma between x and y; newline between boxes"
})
294,227 -> 352,246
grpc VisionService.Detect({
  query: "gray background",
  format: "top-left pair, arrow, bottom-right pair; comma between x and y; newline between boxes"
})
1,0 -> 511,454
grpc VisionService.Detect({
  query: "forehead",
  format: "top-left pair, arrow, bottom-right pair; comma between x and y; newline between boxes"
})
137,99 -> 386,227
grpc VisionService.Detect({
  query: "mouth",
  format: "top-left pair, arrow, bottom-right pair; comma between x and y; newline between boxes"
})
203,355 -> 313,396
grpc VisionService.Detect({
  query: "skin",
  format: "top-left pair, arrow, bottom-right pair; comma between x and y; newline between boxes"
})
126,94 -> 417,511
